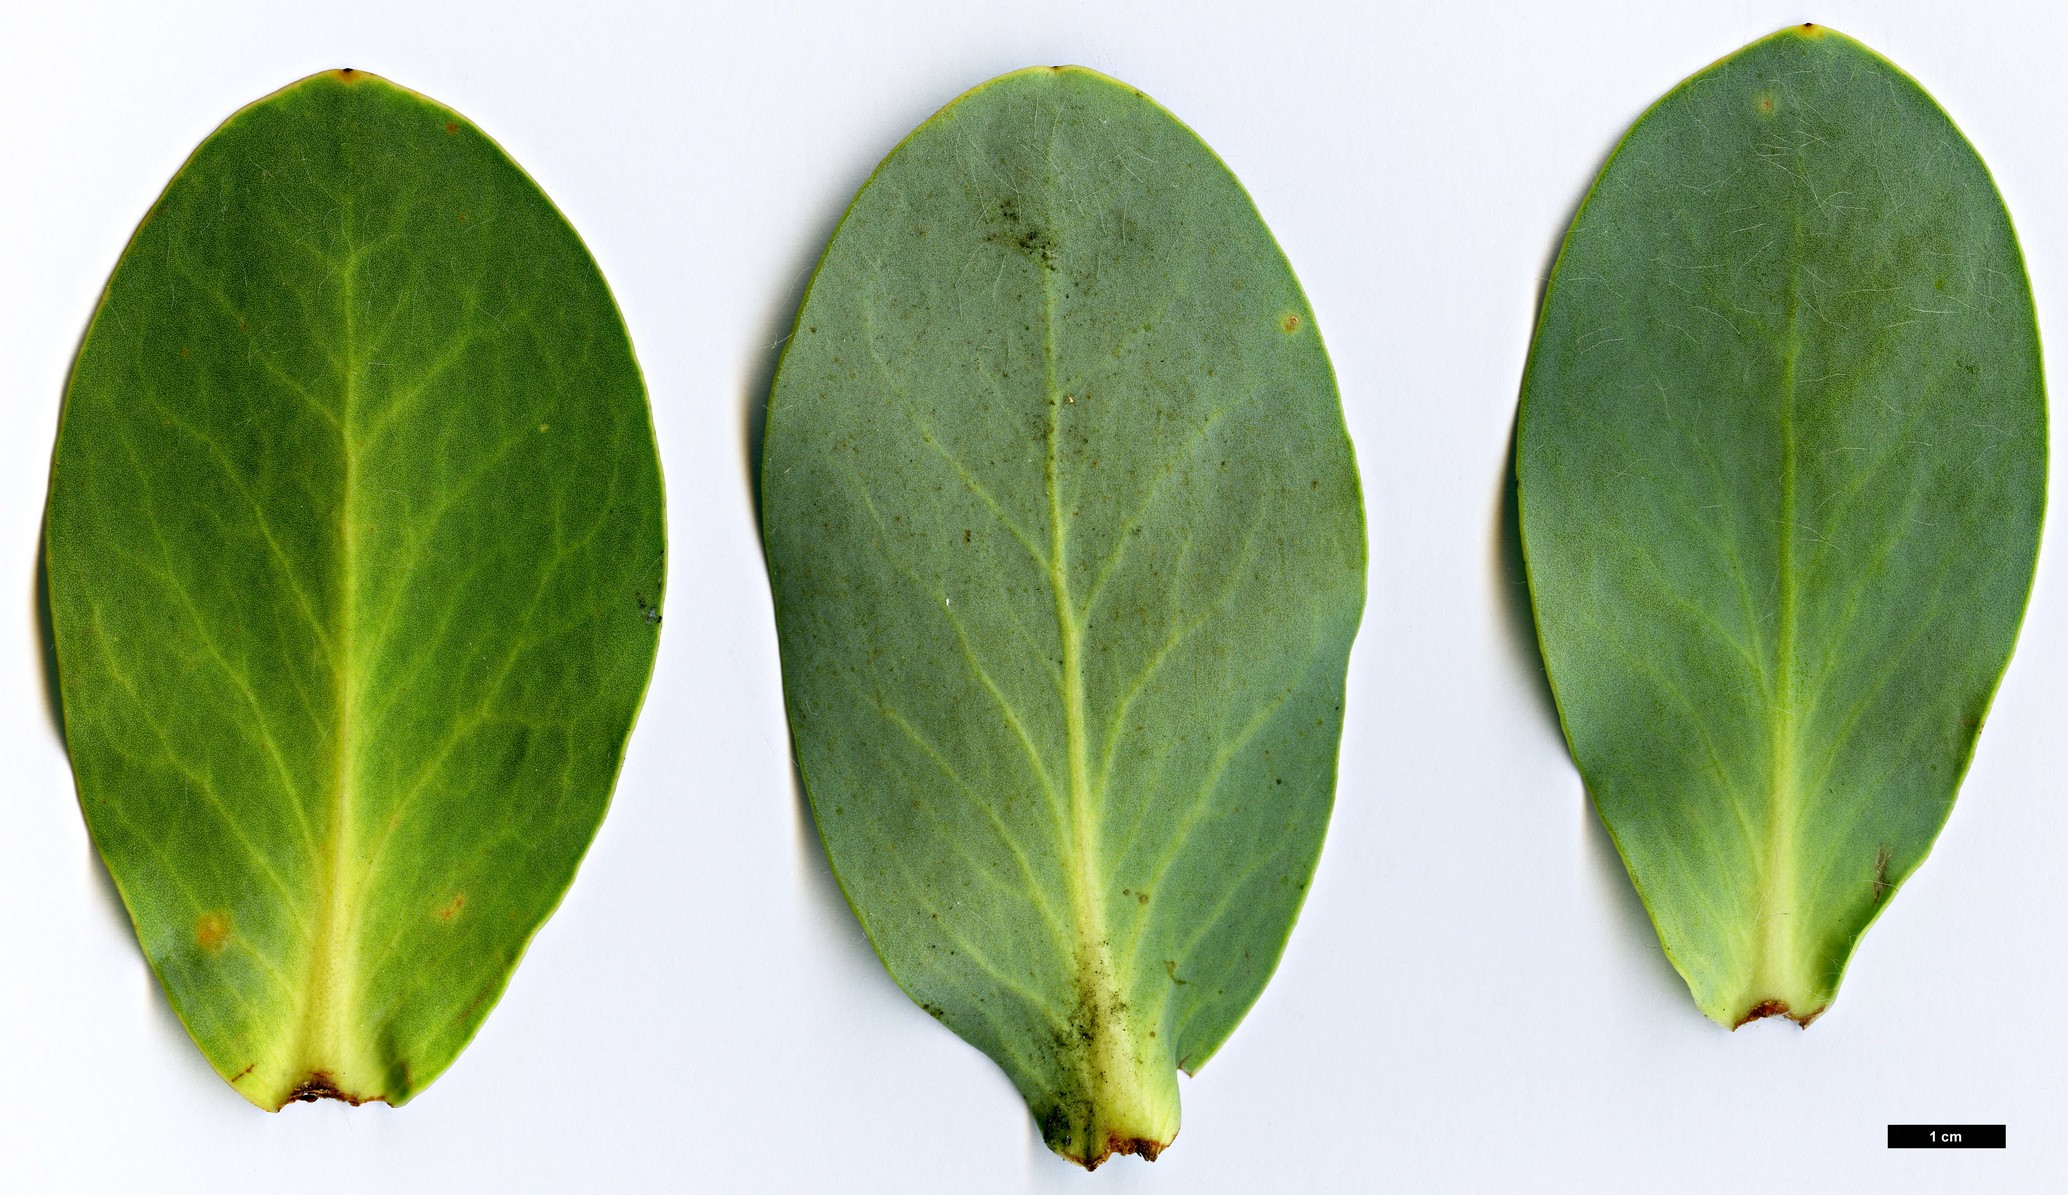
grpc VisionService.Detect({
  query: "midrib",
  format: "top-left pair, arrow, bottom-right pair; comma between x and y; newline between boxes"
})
1033,158 -> 1149,1133
1040,227 -> 1112,1006
297,189 -> 367,1085
1757,171 -> 1807,1003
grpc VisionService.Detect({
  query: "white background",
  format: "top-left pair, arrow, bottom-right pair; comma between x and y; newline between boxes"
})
2,1 -> 2062,1190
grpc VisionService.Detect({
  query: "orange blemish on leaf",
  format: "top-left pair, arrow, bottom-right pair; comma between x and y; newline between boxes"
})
196,913 -> 230,953
434,893 -> 466,922
444,121 -> 459,135
1281,313 -> 1301,332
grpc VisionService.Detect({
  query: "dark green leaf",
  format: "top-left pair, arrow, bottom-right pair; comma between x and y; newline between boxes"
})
1519,26 -> 2045,1027
46,70 -> 665,1107
762,67 -> 1364,1166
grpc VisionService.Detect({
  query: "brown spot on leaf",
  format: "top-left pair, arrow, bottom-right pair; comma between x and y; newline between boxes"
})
231,1063 -> 256,1083
444,121 -> 459,135
1281,313 -> 1301,332
195,913 -> 230,953
434,892 -> 466,922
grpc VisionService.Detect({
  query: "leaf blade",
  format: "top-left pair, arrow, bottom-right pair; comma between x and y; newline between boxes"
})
47,70 -> 665,1107
764,66 -> 1364,1165
1519,27 -> 2045,1026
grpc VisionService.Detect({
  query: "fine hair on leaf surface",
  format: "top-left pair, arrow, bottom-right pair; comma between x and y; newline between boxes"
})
761,66 -> 1365,1168
1518,26 -> 2045,1028
45,69 -> 666,1108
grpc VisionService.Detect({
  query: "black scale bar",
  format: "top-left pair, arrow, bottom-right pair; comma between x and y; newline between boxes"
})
1888,1125 -> 2006,1149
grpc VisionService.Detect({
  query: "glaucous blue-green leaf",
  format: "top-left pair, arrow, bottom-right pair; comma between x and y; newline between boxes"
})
762,67 -> 1364,1167
46,71 -> 664,1108
1519,26 -> 2044,1028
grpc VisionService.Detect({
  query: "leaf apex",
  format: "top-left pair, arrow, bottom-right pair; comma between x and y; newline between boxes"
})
308,65 -> 399,90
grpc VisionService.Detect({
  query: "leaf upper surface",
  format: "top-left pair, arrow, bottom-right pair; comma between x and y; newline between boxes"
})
761,67 -> 1365,1165
47,71 -> 665,1107
1518,27 -> 2045,1027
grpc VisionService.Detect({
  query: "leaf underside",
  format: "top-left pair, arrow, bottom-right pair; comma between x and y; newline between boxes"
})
1519,27 -> 2045,1027
47,71 -> 665,1108
762,67 -> 1365,1166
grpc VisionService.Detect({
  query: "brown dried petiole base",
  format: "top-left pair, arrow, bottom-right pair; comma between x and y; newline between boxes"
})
1730,1000 -> 1827,1030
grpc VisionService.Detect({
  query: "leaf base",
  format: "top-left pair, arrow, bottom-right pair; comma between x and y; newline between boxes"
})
1728,999 -> 1826,1030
